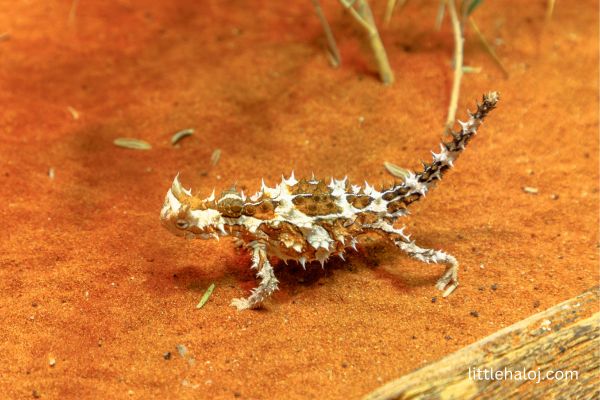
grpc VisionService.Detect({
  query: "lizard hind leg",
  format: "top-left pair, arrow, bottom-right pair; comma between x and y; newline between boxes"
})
395,238 -> 459,297
368,222 -> 458,297
230,242 -> 279,311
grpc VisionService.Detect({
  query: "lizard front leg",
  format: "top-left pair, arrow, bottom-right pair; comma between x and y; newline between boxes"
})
367,222 -> 459,297
230,241 -> 279,311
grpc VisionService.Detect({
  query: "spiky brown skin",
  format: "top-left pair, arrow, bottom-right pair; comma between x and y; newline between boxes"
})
161,92 -> 500,310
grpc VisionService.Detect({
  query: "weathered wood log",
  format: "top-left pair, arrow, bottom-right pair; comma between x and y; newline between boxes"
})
364,286 -> 600,400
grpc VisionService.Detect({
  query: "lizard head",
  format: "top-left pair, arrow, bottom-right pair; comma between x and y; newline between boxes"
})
160,175 -> 226,240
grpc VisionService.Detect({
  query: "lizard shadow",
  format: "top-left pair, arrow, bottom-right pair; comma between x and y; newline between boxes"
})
266,239 -> 441,304
148,241 -> 438,305
143,242 -> 252,298
225,238 -> 437,305
146,225 -> 503,304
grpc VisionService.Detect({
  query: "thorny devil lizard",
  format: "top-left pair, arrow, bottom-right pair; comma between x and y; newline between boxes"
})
161,92 -> 499,310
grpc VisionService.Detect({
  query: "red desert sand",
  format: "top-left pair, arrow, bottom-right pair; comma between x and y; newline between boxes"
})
0,1 -> 598,399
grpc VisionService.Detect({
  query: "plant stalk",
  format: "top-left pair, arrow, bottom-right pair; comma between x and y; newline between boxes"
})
311,0 -> 342,67
445,0 -> 463,130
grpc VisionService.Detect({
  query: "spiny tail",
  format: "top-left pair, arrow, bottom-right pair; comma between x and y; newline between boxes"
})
383,92 -> 499,214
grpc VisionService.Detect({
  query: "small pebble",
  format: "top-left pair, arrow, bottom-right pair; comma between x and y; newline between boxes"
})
163,352 -> 172,360
470,310 -> 480,318
48,357 -> 56,367
234,392 -> 242,398
533,300 -> 540,308
444,335 -> 453,340
490,283 -> 498,291
478,286 -> 485,291
431,297 -> 437,303
341,361 -> 349,368
550,193 -> 559,200
32,390 -> 41,398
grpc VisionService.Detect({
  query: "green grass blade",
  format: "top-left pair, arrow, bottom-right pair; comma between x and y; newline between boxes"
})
196,283 -> 216,309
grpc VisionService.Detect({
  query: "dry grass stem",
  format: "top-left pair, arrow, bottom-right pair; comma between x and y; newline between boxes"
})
445,0 -> 463,131
68,0 -> 79,25
340,0 -> 394,84
546,0 -> 556,21
469,16 -> 509,78
339,0 -> 374,33
384,0 -> 398,25
384,0 -> 409,26
434,0 -> 446,31
311,0 -> 342,67
211,149 -> 221,166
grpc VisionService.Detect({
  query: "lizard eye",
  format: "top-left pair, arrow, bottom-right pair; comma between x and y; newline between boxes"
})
175,219 -> 189,229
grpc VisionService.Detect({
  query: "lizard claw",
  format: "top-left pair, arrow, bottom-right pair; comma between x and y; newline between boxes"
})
230,298 -> 251,311
436,265 -> 459,297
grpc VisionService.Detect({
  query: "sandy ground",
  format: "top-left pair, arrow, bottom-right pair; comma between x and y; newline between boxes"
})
0,0 -> 598,399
